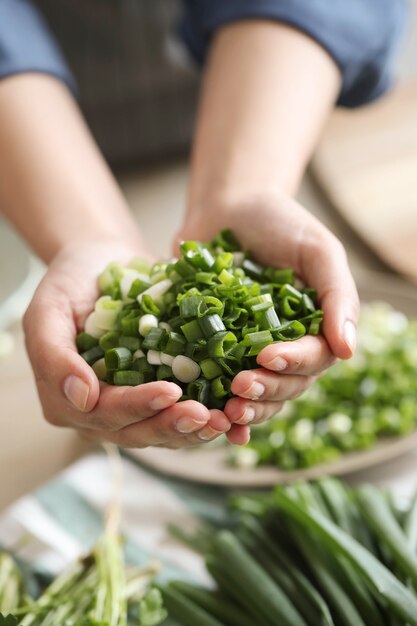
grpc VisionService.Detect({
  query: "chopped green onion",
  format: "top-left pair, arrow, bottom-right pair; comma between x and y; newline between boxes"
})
147,350 -> 162,365
157,364 -> 173,380
78,229 -> 323,409
94,296 -> 123,331
181,320 -> 205,342
142,327 -> 167,350
84,312 -> 107,338
81,345 -> 105,365
208,331 -> 237,358
211,376 -> 231,398
160,352 -> 175,367
99,331 -> 120,351
187,378 -> 211,404
200,358 -> 223,380
199,314 -> 226,338
139,314 -> 159,337
172,355 -> 201,383
76,332 -> 99,352
92,357 -> 107,381
105,347 -> 133,371
113,370 -> 143,386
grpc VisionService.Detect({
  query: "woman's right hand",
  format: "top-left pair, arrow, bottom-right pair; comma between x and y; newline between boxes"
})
24,238 -> 235,449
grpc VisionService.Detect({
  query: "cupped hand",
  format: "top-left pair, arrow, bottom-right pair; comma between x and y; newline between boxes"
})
24,239 -> 235,448
176,190 -> 359,427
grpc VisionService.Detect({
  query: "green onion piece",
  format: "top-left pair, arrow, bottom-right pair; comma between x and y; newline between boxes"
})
157,364 -> 173,381
113,370 -> 144,386
98,261 -> 123,298
187,378 -> 211,404
279,283 -> 303,300
81,345 -> 105,366
139,314 -> 159,337
195,272 -> 216,285
272,321 -> 306,341
127,277 -> 151,298
199,314 -> 226,338
94,296 -> 124,331
141,294 -> 161,316
92,357 -> 107,381
263,267 -> 295,285
198,296 -> 224,318
241,330 -> 273,356
224,308 -> 249,330
132,357 -> 155,382
211,375 -> 231,398
213,252 -> 234,274
242,259 -> 264,280
179,295 -> 204,319
164,332 -> 187,356
142,327 -> 167,350
120,315 -> 140,337
181,320 -> 204,342
208,331 -> 237,358
245,294 -> 273,308
302,293 -> 316,314
76,332 -> 98,352
99,331 -> 120,351
281,296 -> 302,319
147,350 -> 162,365
308,313 -> 323,335
105,347 -> 133,371
200,358 -> 223,380
254,306 -> 281,331
118,336 -> 141,351
212,228 -> 240,252
185,340 -> 209,362
218,269 -> 236,286
174,258 -> 196,277
172,355 -> 201,383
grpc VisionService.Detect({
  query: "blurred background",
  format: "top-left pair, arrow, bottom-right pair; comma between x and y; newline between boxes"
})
0,0 -> 416,509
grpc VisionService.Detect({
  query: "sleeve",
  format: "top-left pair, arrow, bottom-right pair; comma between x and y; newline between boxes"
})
179,0 -> 408,108
0,0 -> 76,92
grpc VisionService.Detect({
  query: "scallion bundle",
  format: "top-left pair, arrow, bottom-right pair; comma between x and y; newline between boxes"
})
77,230 -> 322,409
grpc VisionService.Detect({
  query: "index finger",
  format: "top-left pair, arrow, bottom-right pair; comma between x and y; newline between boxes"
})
300,232 -> 359,360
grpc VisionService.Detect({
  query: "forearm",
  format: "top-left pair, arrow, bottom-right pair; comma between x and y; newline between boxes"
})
0,74 -> 142,264
186,20 -> 341,216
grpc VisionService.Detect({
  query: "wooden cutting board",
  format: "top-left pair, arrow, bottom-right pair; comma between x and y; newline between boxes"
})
312,82 -> 417,282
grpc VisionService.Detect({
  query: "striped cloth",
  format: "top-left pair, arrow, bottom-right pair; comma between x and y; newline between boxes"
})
1,451 -> 417,582
0,453 -> 231,582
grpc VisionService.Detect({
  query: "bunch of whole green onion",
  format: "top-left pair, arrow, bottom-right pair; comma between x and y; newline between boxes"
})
163,478 -> 417,626
230,302 -> 417,471
77,230 -> 322,409
0,534 -> 166,626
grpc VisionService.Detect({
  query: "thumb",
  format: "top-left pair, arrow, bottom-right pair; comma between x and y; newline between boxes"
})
24,284 -> 100,413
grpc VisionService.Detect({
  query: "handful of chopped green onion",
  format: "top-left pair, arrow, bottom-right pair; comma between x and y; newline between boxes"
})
77,230 -> 322,409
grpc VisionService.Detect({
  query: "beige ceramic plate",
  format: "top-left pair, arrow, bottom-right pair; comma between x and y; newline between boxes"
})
128,272 -> 417,487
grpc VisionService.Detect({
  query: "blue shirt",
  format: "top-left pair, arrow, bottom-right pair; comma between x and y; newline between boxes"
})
0,0 -> 408,108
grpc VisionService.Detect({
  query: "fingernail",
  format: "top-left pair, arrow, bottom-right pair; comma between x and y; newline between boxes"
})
176,416 -> 207,434
64,376 -> 89,411
264,356 -> 287,371
245,381 -> 265,400
150,394 -> 179,411
198,425 -> 222,441
235,406 -> 256,425
344,320 -> 357,353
